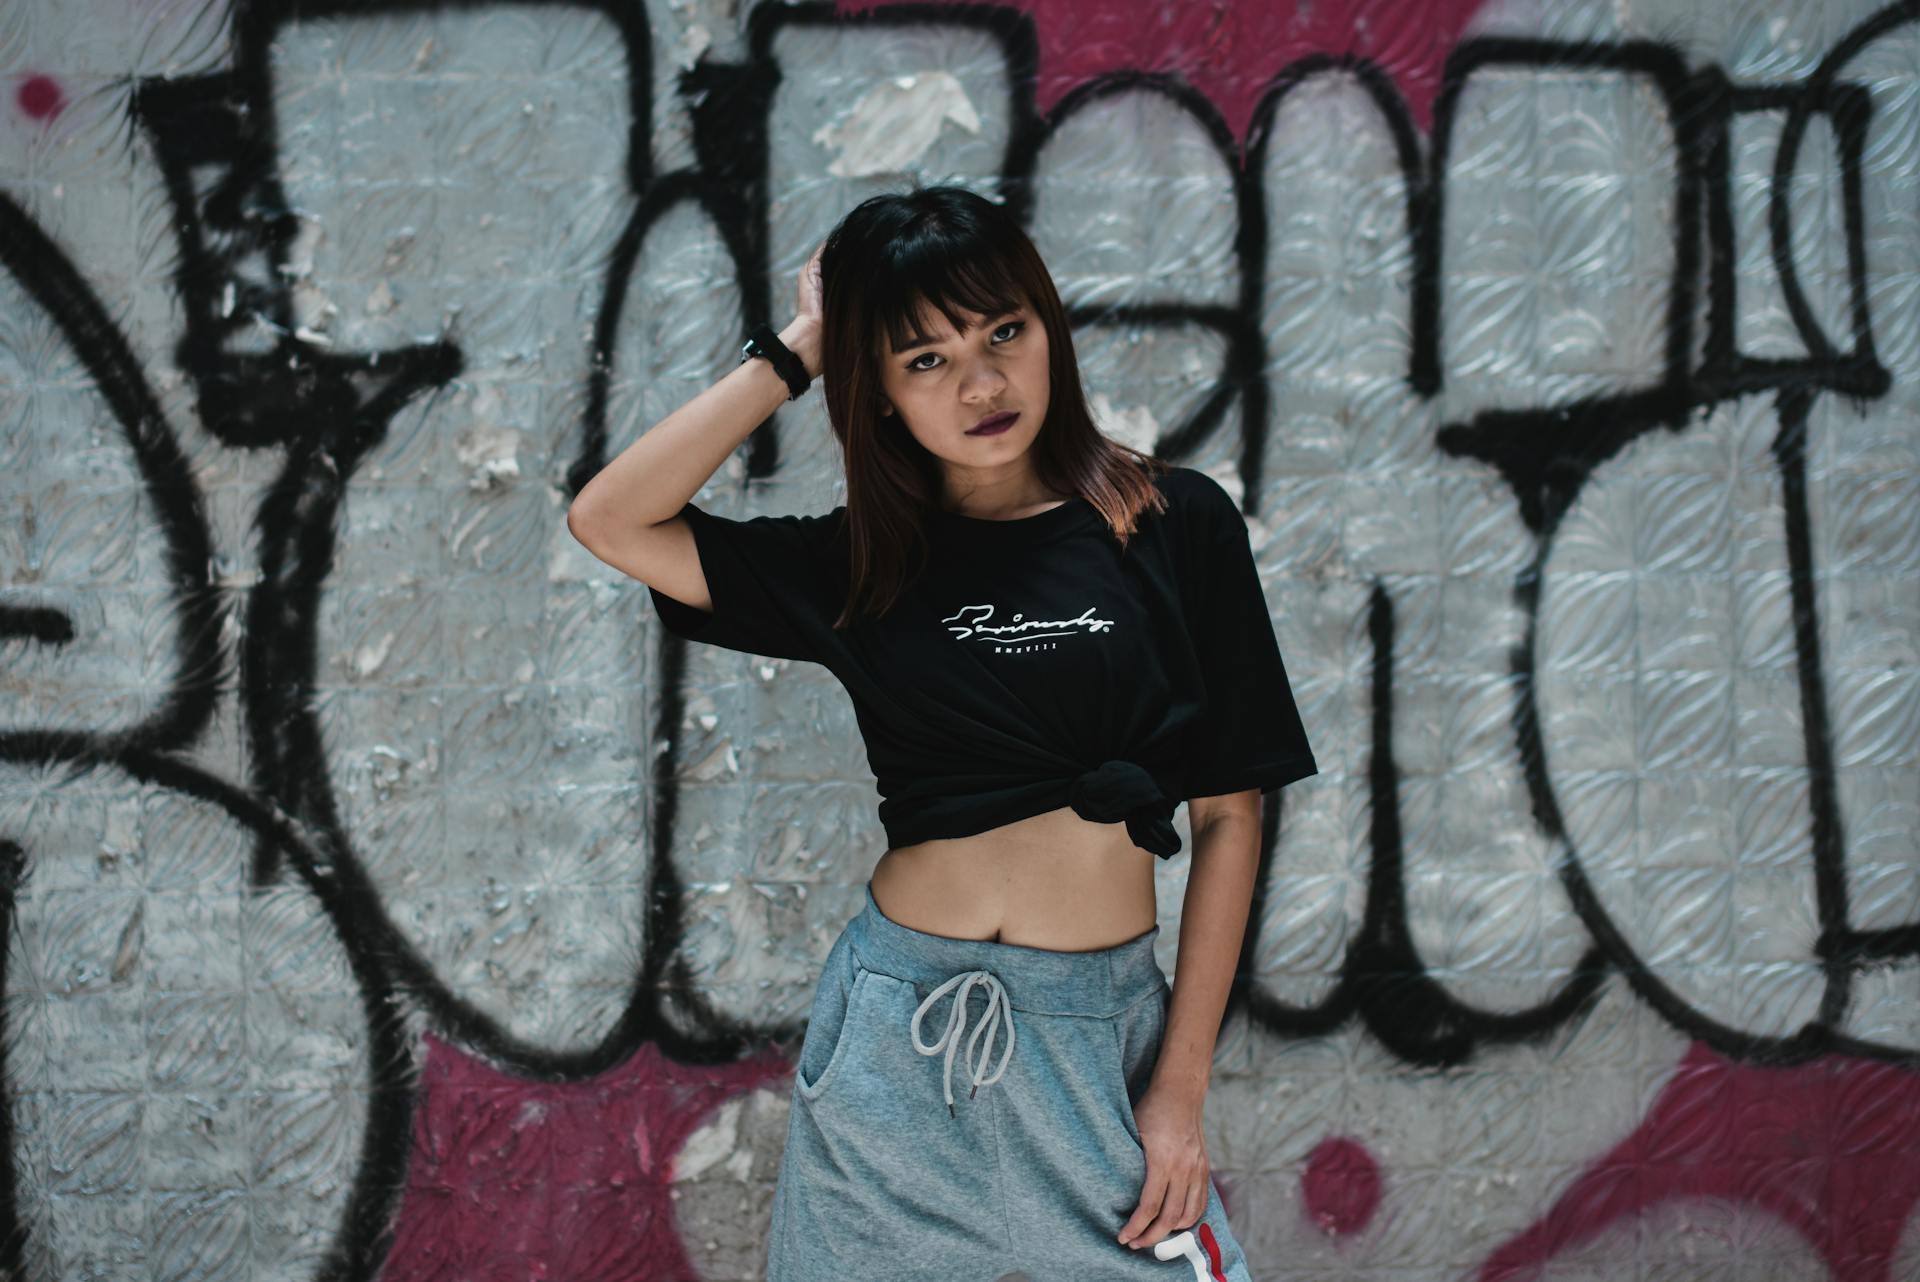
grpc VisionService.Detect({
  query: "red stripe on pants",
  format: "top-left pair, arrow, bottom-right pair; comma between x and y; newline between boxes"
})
1197,1222 -> 1228,1281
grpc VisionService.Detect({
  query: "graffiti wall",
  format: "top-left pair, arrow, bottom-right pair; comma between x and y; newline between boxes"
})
1,0 -> 1916,1278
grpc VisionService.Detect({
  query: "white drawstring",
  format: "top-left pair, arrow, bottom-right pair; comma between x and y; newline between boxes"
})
909,969 -> 1016,1117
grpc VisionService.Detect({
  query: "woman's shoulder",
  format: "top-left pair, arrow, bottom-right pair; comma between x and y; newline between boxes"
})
777,502 -> 851,543
1147,464 -> 1238,529
696,500 -> 850,579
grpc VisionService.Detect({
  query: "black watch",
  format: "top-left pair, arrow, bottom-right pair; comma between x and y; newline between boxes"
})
739,322 -> 811,400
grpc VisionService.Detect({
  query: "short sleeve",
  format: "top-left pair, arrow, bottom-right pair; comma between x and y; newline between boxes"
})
647,501 -> 847,664
1181,475 -> 1318,798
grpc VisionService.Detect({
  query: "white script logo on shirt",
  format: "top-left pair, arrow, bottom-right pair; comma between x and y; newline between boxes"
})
941,603 -> 1116,653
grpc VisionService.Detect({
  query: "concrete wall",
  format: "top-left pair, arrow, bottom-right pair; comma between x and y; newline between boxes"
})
1,0 -> 1916,1279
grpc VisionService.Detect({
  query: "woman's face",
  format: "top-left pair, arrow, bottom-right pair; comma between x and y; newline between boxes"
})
875,296 -> 1052,473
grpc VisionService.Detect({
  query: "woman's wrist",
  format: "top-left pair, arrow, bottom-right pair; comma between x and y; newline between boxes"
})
779,316 -> 823,381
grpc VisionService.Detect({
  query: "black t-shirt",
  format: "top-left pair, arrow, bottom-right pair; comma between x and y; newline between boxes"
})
647,465 -> 1317,858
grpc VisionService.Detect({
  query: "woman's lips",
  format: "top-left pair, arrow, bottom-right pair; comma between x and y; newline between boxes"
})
967,412 -> 1017,435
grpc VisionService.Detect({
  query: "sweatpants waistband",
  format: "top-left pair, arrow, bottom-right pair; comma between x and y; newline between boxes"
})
850,881 -> 1164,1017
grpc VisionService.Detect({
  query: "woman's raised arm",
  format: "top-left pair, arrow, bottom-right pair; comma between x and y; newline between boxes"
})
567,242 -> 825,598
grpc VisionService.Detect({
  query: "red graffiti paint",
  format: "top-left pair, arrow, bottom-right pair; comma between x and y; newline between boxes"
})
837,0 -> 1490,152
383,1034 -> 793,1282
15,74 -> 64,121
1300,1134 -> 1383,1237
1481,1041 -> 1920,1282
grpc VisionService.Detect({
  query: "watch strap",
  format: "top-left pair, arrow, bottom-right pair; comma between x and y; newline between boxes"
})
739,322 -> 810,400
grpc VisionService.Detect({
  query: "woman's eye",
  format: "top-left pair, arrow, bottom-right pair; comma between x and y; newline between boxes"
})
905,320 -> 1023,373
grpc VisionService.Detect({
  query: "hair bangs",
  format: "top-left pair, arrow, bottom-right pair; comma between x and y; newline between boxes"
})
874,239 -> 1029,357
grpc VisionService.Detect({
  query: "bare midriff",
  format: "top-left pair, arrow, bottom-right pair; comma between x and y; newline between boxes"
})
869,804 -> 1158,952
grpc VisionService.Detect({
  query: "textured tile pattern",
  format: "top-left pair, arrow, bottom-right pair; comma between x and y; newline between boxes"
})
0,0 -> 1915,1279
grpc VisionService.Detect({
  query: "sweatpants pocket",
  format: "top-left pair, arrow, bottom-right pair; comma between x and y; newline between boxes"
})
1107,980 -> 1171,1146
795,936 -> 874,1101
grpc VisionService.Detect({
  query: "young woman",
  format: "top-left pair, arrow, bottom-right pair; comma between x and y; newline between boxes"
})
568,184 -> 1316,1282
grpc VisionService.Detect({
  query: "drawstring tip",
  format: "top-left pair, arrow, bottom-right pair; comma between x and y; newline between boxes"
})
947,1101 -> 955,1119
969,1083 -> 979,1100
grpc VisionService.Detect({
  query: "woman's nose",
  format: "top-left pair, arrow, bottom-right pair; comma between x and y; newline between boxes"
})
960,360 -> 1006,399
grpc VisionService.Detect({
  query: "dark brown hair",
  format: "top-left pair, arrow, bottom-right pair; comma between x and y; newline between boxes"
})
817,182 -> 1169,627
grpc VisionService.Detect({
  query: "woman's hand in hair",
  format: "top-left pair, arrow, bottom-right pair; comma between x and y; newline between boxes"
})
794,240 -> 826,326
780,240 -> 826,381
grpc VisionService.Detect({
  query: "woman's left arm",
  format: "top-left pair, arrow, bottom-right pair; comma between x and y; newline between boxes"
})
1115,799 -> 1262,1252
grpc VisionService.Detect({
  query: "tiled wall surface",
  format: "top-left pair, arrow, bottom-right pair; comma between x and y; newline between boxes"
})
1,0 -> 1916,1279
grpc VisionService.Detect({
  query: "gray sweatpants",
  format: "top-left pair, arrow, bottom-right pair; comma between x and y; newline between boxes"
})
765,881 -> 1256,1281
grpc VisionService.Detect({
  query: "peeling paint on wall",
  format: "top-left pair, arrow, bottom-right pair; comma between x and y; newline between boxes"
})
811,70 -> 984,176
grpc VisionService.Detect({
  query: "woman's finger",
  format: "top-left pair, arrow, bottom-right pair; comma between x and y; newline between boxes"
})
796,241 -> 826,320
1117,1162 -> 1172,1248
1179,1173 -> 1206,1230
